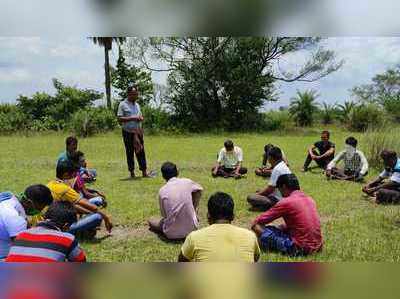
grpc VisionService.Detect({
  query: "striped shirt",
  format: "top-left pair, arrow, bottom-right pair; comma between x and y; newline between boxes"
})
5,222 -> 86,262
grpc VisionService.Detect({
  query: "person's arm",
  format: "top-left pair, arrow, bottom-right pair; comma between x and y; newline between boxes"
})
326,151 -> 343,176
235,148 -> 244,175
308,145 -> 317,158
178,234 -> 194,262
81,185 -> 96,199
118,115 -> 143,123
359,151 -> 369,176
75,199 -> 113,233
252,204 -> 283,227
214,150 -> 223,174
262,153 -> 267,166
234,161 -> 242,175
257,185 -> 275,197
192,190 -> 202,212
319,146 -> 335,159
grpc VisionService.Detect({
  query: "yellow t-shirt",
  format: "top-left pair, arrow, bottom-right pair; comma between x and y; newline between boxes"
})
181,224 -> 260,262
47,180 -> 81,203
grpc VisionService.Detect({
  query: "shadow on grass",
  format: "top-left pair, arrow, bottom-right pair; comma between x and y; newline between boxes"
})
119,177 -> 142,182
148,227 -> 185,244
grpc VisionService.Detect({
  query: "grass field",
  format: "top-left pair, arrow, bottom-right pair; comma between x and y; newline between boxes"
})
1,127 -> 400,261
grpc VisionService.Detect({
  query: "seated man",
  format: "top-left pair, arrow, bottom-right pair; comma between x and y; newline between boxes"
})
326,137 -> 369,181
248,147 -> 292,211
302,130 -> 335,172
252,174 -> 322,256
255,144 -> 290,177
47,162 -> 113,237
6,201 -> 86,262
0,185 -> 53,260
148,162 -> 203,240
362,150 -> 400,204
212,140 -> 247,179
178,192 -> 260,262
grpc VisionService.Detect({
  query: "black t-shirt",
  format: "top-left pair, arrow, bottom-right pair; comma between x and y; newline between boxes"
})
314,141 -> 335,155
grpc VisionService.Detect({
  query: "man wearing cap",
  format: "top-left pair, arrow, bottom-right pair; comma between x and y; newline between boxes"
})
117,83 -> 150,178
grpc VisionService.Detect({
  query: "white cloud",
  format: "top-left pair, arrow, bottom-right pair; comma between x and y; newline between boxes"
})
0,68 -> 32,83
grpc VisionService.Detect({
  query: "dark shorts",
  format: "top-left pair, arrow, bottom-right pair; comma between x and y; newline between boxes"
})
260,226 -> 306,256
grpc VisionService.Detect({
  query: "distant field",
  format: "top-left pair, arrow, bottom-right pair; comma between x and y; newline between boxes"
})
1,128 -> 399,261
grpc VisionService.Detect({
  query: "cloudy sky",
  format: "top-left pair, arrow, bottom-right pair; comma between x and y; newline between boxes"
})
0,37 -> 399,109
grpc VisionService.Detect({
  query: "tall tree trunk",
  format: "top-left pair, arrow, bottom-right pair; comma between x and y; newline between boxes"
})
104,46 -> 112,109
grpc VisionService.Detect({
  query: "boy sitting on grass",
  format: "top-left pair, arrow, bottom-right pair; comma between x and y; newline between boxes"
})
247,146 -> 292,211
252,174 -> 322,256
47,162 -> 113,238
212,140 -> 248,179
362,150 -> 400,204
6,201 -> 86,262
255,144 -> 290,177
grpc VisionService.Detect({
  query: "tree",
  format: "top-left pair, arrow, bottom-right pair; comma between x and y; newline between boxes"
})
111,46 -> 153,106
336,101 -> 356,123
127,37 -> 343,131
352,65 -> 400,121
289,90 -> 320,127
89,37 -> 126,109
320,102 -> 337,125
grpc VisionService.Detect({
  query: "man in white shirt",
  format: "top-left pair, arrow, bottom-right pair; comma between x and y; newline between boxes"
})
0,185 -> 53,260
326,137 -> 368,182
362,150 -> 400,204
212,140 -> 247,179
247,146 -> 292,211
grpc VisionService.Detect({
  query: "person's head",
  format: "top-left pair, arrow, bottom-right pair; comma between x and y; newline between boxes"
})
56,161 -> 76,180
267,146 -> 283,167
264,144 -> 274,155
207,192 -> 234,224
224,140 -> 234,152
321,131 -> 330,142
21,184 -> 53,216
70,151 -> 85,169
127,83 -> 139,102
44,201 -> 77,231
65,136 -> 78,154
276,174 -> 301,198
381,150 -> 398,170
345,137 -> 358,148
161,161 -> 178,181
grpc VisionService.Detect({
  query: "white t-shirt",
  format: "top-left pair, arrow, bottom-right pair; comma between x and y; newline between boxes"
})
269,161 -> 292,200
217,146 -> 243,169
0,195 -> 27,259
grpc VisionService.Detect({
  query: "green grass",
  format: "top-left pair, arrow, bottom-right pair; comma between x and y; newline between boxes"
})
1,128 -> 400,261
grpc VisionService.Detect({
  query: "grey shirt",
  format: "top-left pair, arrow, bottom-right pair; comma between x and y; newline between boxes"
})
117,100 -> 142,131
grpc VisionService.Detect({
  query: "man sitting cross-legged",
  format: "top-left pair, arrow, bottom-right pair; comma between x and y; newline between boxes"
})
247,146 -> 292,211
47,162 -> 113,238
212,140 -> 248,179
148,162 -> 203,240
362,150 -> 400,204
326,137 -> 368,182
178,192 -> 260,262
6,201 -> 86,262
255,143 -> 290,177
252,174 -> 323,256
302,130 -> 335,172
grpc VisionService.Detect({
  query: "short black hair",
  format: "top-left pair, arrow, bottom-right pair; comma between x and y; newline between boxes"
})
161,161 -> 178,180
66,136 -> 78,147
264,144 -> 274,154
44,201 -> 77,226
24,184 -> 53,207
268,146 -> 283,161
127,82 -> 138,92
224,140 -> 234,150
381,150 -> 397,161
345,136 -> 358,148
208,192 -> 234,222
321,130 -> 330,138
69,151 -> 85,170
56,161 -> 76,179
276,174 -> 300,191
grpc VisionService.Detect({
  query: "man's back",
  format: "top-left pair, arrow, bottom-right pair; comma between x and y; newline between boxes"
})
181,224 -> 260,262
159,177 -> 202,239
6,223 -> 86,262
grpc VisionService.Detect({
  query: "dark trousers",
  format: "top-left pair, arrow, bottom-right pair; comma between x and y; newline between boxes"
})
304,150 -> 334,170
122,130 -> 147,172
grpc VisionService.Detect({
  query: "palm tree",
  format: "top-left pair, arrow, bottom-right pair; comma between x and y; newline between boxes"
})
336,101 -> 355,123
90,37 -> 126,109
289,90 -> 319,127
320,102 -> 337,125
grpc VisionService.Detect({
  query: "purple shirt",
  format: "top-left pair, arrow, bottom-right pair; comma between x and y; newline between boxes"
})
159,177 -> 203,239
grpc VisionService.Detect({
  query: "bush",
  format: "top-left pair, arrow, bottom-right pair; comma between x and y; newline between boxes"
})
347,104 -> 384,132
141,106 -> 180,134
362,126 -> 400,169
263,110 -> 293,131
0,110 -> 31,133
68,107 -> 118,137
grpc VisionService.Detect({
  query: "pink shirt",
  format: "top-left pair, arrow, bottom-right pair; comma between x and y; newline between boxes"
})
254,190 -> 322,253
159,177 -> 203,239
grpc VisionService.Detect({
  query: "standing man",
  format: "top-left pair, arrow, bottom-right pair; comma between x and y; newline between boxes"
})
117,83 -> 150,178
302,130 -> 335,172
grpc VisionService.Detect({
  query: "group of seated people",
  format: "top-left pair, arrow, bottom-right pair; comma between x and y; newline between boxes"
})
0,136 -> 112,262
